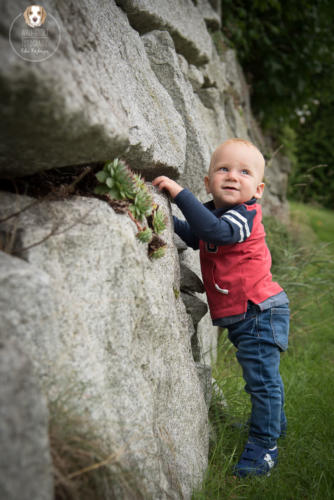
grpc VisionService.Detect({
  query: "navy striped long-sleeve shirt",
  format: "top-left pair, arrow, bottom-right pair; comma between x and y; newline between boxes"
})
173,188 -> 256,249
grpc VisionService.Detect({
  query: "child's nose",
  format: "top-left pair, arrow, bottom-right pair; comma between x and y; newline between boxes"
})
226,169 -> 238,180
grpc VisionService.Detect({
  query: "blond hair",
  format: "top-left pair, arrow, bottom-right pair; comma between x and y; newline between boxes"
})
209,138 -> 265,180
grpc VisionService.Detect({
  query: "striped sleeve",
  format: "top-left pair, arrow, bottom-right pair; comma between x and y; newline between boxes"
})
173,189 -> 256,245
222,207 -> 252,243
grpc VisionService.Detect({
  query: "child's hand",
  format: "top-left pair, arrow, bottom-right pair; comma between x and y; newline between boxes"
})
152,176 -> 183,199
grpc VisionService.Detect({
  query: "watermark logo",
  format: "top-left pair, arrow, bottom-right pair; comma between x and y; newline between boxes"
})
9,5 -> 61,62
23,5 -> 47,28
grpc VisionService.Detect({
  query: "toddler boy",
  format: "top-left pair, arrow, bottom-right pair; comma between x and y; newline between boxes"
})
153,138 -> 290,478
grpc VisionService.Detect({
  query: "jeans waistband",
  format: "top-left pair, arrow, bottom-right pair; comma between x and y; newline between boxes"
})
247,301 -> 260,313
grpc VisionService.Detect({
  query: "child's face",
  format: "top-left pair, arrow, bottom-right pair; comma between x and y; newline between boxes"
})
204,142 -> 265,209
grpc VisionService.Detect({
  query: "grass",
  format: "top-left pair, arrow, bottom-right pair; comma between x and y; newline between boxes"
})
193,202 -> 334,499
48,387 -> 148,500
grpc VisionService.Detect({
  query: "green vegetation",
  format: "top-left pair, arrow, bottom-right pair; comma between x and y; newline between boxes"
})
95,159 -> 167,259
95,159 -> 152,221
220,1 -> 334,208
194,203 -> 334,499
221,1 -> 334,125
287,103 -> 334,208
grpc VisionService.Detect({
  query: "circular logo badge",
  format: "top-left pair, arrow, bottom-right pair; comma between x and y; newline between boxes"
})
9,6 -> 61,63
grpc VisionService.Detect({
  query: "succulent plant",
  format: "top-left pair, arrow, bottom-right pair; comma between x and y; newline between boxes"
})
132,172 -> 146,191
129,189 -> 153,222
94,158 -> 167,259
150,246 -> 166,259
136,227 -> 153,243
94,159 -> 136,200
152,207 -> 167,234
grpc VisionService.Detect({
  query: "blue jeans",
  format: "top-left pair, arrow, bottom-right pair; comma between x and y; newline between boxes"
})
227,302 -> 290,449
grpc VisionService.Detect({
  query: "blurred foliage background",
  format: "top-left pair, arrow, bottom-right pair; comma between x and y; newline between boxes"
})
221,0 -> 334,208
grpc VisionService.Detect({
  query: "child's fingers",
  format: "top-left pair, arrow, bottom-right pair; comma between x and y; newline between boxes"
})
152,176 -> 170,191
152,175 -> 169,187
152,176 -> 182,198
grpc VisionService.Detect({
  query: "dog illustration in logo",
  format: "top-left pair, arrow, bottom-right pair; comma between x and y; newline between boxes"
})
23,5 -> 47,28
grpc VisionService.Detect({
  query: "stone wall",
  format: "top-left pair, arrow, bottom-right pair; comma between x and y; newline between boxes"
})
0,191 -> 209,499
0,1 -> 290,498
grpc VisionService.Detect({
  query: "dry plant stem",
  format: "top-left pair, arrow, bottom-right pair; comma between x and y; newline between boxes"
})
12,207 -> 95,256
67,166 -> 92,190
5,213 -> 19,254
266,144 -> 283,168
53,166 -> 92,198
0,198 -> 41,224
1,167 -> 94,256
306,163 -> 328,172
0,167 -> 92,224
127,209 -> 143,231
67,445 -> 128,480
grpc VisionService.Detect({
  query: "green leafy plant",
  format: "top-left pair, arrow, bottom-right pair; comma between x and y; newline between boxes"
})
147,233 -> 167,260
136,227 -> 153,243
152,206 -> 167,235
129,190 -> 153,222
149,246 -> 166,260
94,159 -> 136,200
94,159 -> 168,259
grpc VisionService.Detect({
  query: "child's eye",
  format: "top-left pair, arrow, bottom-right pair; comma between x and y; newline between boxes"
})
241,169 -> 250,175
218,166 -> 229,172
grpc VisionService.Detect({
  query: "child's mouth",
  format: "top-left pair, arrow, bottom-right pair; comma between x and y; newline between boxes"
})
223,186 -> 238,191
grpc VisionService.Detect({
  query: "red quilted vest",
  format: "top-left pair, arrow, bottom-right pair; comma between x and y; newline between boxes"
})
199,203 -> 282,320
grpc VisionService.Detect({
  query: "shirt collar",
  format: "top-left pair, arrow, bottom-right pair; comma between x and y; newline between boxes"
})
204,197 -> 257,215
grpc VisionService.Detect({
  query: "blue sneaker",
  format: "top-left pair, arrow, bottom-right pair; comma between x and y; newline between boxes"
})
233,441 -> 278,478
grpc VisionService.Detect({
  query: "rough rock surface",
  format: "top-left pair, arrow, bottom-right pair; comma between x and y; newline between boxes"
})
0,320 -> 54,500
116,0 -> 213,65
173,206 -> 218,367
142,29 -> 212,199
0,0 -> 186,177
0,191 -> 208,499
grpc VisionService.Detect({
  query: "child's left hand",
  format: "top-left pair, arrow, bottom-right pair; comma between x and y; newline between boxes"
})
152,176 -> 184,199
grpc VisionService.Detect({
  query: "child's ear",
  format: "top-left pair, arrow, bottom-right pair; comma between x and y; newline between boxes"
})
204,175 -> 211,194
254,182 -> 265,200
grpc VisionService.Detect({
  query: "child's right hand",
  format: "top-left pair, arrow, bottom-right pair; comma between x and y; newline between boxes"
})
152,176 -> 184,199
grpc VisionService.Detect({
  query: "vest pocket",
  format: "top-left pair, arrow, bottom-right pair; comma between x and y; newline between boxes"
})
270,306 -> 290,351
211,263 -> 230,295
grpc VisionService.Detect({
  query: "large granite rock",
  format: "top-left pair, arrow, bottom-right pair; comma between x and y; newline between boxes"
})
116,0 -> 212,65
196,0 -> 222,29
142,30 -> 211,199
0,190 -> 208,499
0,322 -> 53,500
0,0 -> 186,178
178,244 -> 218,367
173,205 -> 218,367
